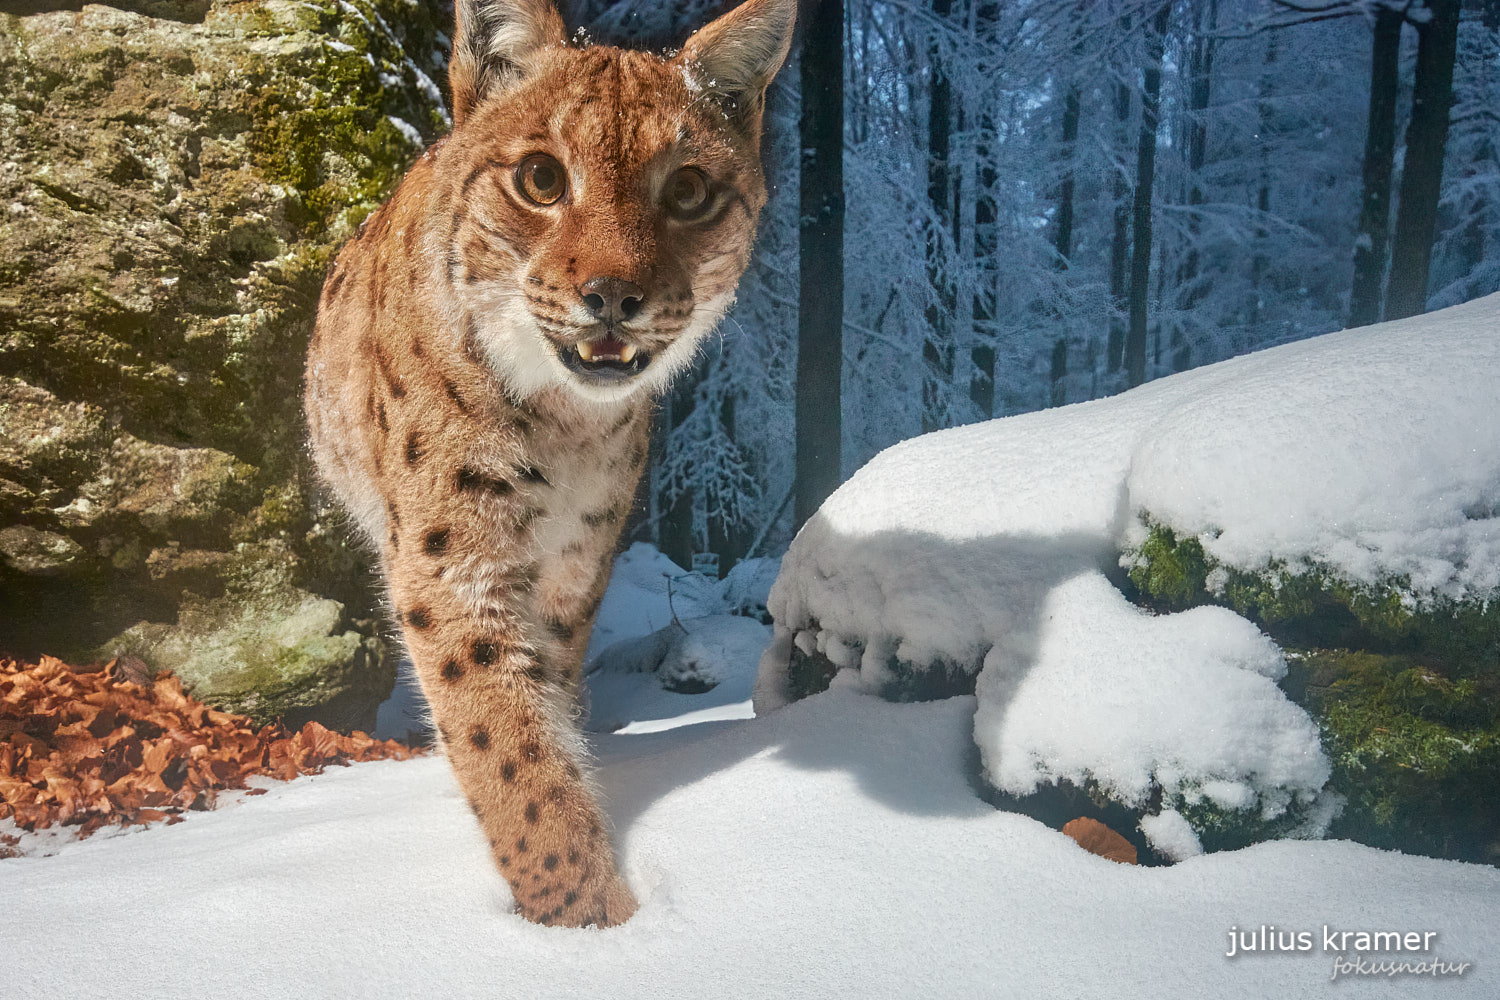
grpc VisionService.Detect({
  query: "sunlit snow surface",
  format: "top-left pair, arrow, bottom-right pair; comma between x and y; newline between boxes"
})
4,688 -> 1498,998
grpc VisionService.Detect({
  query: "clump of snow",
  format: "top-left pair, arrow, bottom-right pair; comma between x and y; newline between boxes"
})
590,615 -> 770,693
403,61 -> 450,125
760,294 -> 1500,844
588,544 -> 779,659
587,543 -> 723,659
1140,809 -> 1204,862
718,555 -> 781,621
385,115 -> 423,149
5,687 -> 1498,998
976,571 -> 1333,831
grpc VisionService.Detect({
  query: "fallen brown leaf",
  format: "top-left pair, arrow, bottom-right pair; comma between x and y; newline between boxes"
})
1061,816 -> 1138,864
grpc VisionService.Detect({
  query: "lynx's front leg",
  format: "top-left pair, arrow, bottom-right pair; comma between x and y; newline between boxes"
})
385,505 -> 636,928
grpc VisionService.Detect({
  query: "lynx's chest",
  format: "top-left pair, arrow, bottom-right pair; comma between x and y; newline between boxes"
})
512,400 -> 648,556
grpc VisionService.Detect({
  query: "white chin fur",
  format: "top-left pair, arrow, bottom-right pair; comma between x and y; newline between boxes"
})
473,290 -> 737,405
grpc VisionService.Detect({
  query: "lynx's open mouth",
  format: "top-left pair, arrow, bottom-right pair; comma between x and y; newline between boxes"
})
558,335 -> 652,382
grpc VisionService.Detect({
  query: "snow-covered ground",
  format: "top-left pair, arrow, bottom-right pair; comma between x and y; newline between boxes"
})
759,293 -> 1500,854
5,683 -> 1498,999
7,299 -> 1500,997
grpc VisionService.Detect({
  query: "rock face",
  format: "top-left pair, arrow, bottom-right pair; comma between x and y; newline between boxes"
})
0,0 -> 451,727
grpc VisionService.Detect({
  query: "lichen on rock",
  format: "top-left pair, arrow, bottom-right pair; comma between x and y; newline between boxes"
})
100,585 -> 392,731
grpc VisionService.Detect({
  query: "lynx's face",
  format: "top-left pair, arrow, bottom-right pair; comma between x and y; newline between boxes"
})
438,0 -> 791,404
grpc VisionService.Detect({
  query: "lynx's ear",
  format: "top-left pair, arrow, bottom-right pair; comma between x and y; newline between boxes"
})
676,0 -> 796,117
450,0 -> 568,125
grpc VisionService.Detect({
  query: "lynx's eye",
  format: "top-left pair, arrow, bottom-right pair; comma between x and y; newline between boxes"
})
664,167 -> 711,220
516,154 -> 567,206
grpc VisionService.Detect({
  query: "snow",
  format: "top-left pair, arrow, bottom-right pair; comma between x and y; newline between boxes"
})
587,543 -> 724,659
587,543 -> 777,659
1140,808 -> 1204,861
585,615 -> 769,734
377,544 -> 774,742
10,301 -> 1500,994
1125,301 -> 1500,596
5,686 -> 1498,999
405,60 -> 451,125
975,571 -> 1333,828
760,294 -> 1500,841
385,115 -> 424,149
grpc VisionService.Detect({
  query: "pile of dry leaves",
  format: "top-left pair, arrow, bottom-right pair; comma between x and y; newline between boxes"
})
0,655 -> 420,850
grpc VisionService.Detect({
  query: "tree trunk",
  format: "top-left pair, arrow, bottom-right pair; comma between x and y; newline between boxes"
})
1054,84 -> 1081,268
1125,4 -> 1169,389
922,0 -> 954,432
795,0 -> 845,531
1348,4 -> 1404,329
971,3 -> 998,419
1049,338 -> 1068,407
1177,0 -> 1216,318
1106,62 -> 1132,373
1385,0 -> 1460,322
1049,75 -> 1080,407
1250,31 -> 1277,328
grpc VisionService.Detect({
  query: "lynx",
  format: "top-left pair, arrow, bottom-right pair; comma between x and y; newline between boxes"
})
303,0 -> 793,927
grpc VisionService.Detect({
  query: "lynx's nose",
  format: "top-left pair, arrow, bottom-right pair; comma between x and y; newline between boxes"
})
579,277 -> 645,323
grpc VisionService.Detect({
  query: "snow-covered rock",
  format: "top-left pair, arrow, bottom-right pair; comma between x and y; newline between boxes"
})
759,293 -> 1500,852
976,572 -> 1333,826
588,544 -> 727,660
587,544 -> 780,660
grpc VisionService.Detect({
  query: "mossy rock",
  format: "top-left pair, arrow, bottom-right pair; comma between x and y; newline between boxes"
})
1126,523 -> 1499,678
100,587 -> 393,731
1126,522 -> 1500,863
1284,649 -> 1500,864
0,0 -> 448,724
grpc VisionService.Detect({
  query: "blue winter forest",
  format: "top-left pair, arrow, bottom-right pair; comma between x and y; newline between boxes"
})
1,0 -> 1498,994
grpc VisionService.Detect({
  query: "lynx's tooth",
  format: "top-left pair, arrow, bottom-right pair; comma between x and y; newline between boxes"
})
619,344 -> 637,363
576,341 -> 595,362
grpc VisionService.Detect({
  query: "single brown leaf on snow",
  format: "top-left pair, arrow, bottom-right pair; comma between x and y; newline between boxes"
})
1061,817 -> 1139,865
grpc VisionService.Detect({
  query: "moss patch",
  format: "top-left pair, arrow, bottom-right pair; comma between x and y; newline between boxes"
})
1285,649 -> 1500,863
1126,523 -> 1499,678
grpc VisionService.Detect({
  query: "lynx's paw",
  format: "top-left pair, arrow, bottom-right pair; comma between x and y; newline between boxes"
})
507,856 -> 638,928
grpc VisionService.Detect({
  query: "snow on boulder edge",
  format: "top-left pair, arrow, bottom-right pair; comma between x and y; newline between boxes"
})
757,292 -> 1500,859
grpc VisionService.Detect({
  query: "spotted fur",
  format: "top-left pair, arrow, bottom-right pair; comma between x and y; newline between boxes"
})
304,0 -> 794,927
